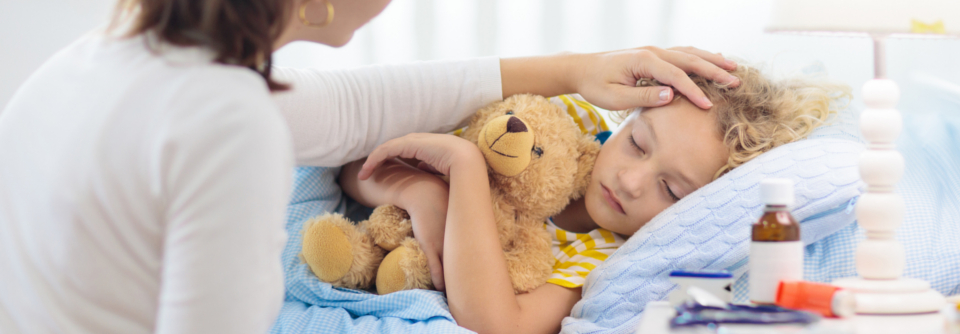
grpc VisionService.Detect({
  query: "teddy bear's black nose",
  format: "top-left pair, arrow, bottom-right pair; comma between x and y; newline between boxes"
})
506,116 -> 527,133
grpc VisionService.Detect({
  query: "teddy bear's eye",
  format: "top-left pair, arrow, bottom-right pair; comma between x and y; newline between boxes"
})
505,110 -> 514,115
533,147 -> 543,157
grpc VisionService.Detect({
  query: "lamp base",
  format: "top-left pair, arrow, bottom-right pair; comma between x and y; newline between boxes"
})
833,277 -> 946,314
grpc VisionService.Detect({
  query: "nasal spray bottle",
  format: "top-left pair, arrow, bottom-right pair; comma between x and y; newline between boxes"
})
749,178 -> 803,304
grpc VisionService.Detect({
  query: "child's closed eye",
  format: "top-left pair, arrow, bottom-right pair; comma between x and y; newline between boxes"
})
629,135 -> 645,155
662,179 -> 681,202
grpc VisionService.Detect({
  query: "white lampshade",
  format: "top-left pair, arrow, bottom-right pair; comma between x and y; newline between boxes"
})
767,0 -> 960,36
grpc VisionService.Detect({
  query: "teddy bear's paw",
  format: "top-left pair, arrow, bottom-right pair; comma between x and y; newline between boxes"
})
300,214 -> 383,289
365,205 -> 412,251
376,238 -> 432,294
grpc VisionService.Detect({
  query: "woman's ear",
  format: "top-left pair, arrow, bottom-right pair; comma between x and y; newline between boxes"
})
572,136 -> 601,199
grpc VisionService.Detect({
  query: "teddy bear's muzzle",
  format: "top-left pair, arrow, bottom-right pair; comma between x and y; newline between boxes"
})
477,115 -> 534,176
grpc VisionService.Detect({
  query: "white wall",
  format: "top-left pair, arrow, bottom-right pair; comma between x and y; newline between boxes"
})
3,0 -> 959,112
0,0 -> 116,109
663,0 -> 960,115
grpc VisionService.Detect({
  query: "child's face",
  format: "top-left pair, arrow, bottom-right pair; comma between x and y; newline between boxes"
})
585,97 -> 729,236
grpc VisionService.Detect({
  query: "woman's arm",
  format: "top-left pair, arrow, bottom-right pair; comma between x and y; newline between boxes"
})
272,58 -> 502,167
274,47 -> 735,168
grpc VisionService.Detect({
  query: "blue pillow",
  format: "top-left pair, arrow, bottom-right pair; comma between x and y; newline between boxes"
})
562,134 -> 865,333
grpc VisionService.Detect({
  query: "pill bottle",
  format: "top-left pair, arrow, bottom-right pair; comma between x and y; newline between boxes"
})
749,178 -> 803,304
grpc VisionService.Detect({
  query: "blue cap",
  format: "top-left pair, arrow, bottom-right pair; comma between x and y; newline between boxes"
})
669,269 -> 733,279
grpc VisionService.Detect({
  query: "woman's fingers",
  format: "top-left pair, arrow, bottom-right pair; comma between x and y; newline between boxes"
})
573,46 -> 739,111
658,47 -> 740,88
667,46 -> 737,71
634,52 -> 715,109
602,83 -> 674,110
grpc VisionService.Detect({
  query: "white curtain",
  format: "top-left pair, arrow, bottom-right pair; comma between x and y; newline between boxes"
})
274,0 -> 960,113
274,0 -> 671,69
4,0 -> 958,108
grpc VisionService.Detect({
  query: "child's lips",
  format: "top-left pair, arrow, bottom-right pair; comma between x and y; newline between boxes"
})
601,184 -> 625,215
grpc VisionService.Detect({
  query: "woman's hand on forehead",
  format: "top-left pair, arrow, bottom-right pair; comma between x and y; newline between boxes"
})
574,46 -> 740,111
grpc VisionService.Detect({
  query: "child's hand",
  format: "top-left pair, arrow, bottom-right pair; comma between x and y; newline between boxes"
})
359,133 -> 485,292
397,179 -> 449,292
359,133 -> 484,180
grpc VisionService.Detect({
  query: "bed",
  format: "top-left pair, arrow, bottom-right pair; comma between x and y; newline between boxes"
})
270,74 -> 960,334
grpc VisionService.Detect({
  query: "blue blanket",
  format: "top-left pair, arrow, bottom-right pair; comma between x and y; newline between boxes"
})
270,167 -> 470,334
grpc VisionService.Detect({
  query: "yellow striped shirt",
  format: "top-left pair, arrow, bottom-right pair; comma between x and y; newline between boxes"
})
544,94 -> 621,288
544,219 -> 626,288
550,94 -> 610,135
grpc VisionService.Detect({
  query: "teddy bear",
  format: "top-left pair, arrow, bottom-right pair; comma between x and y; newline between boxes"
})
299,94 -> 601,295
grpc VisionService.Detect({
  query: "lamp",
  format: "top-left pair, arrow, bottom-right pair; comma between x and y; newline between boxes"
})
766,0 -> 959,315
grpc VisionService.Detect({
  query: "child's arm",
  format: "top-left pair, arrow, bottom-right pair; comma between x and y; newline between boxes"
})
360,133 -> 583,334
512,283 -> 583,333
339,157 -> 449,291
441,151 -> 580,334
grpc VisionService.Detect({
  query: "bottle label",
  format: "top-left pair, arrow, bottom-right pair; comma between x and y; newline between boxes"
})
749,241 -> 803,304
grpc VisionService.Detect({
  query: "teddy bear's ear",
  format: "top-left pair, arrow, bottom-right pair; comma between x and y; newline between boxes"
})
572,135 -> 601,199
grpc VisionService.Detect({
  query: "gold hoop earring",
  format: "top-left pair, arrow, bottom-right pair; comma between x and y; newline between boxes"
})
299,0 -> 334,28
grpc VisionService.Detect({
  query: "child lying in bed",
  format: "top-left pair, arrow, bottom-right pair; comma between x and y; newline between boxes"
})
343,64 -> 849,334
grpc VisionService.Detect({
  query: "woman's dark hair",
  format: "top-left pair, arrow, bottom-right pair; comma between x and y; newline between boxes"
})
116,0 -> 292,91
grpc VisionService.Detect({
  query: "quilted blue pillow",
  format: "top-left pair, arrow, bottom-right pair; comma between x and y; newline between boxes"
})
562,129 -> 865,333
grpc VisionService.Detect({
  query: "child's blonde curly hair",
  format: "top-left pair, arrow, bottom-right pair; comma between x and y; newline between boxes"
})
616,65 -> 851,179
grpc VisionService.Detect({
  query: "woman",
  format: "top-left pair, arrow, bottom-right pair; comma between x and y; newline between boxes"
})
0,0 -> 737,333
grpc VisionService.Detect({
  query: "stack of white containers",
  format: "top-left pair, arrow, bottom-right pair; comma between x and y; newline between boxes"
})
832,76 -> 945,314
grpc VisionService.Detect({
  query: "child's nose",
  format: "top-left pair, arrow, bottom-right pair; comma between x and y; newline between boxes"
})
618,167 -> 649,199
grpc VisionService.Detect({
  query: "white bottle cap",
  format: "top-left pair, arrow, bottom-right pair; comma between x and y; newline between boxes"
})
760,178 -> 794,206
831,289 -> 857,318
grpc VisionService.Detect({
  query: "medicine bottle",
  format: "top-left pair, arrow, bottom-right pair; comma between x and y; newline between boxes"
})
749,178 -> 803,304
